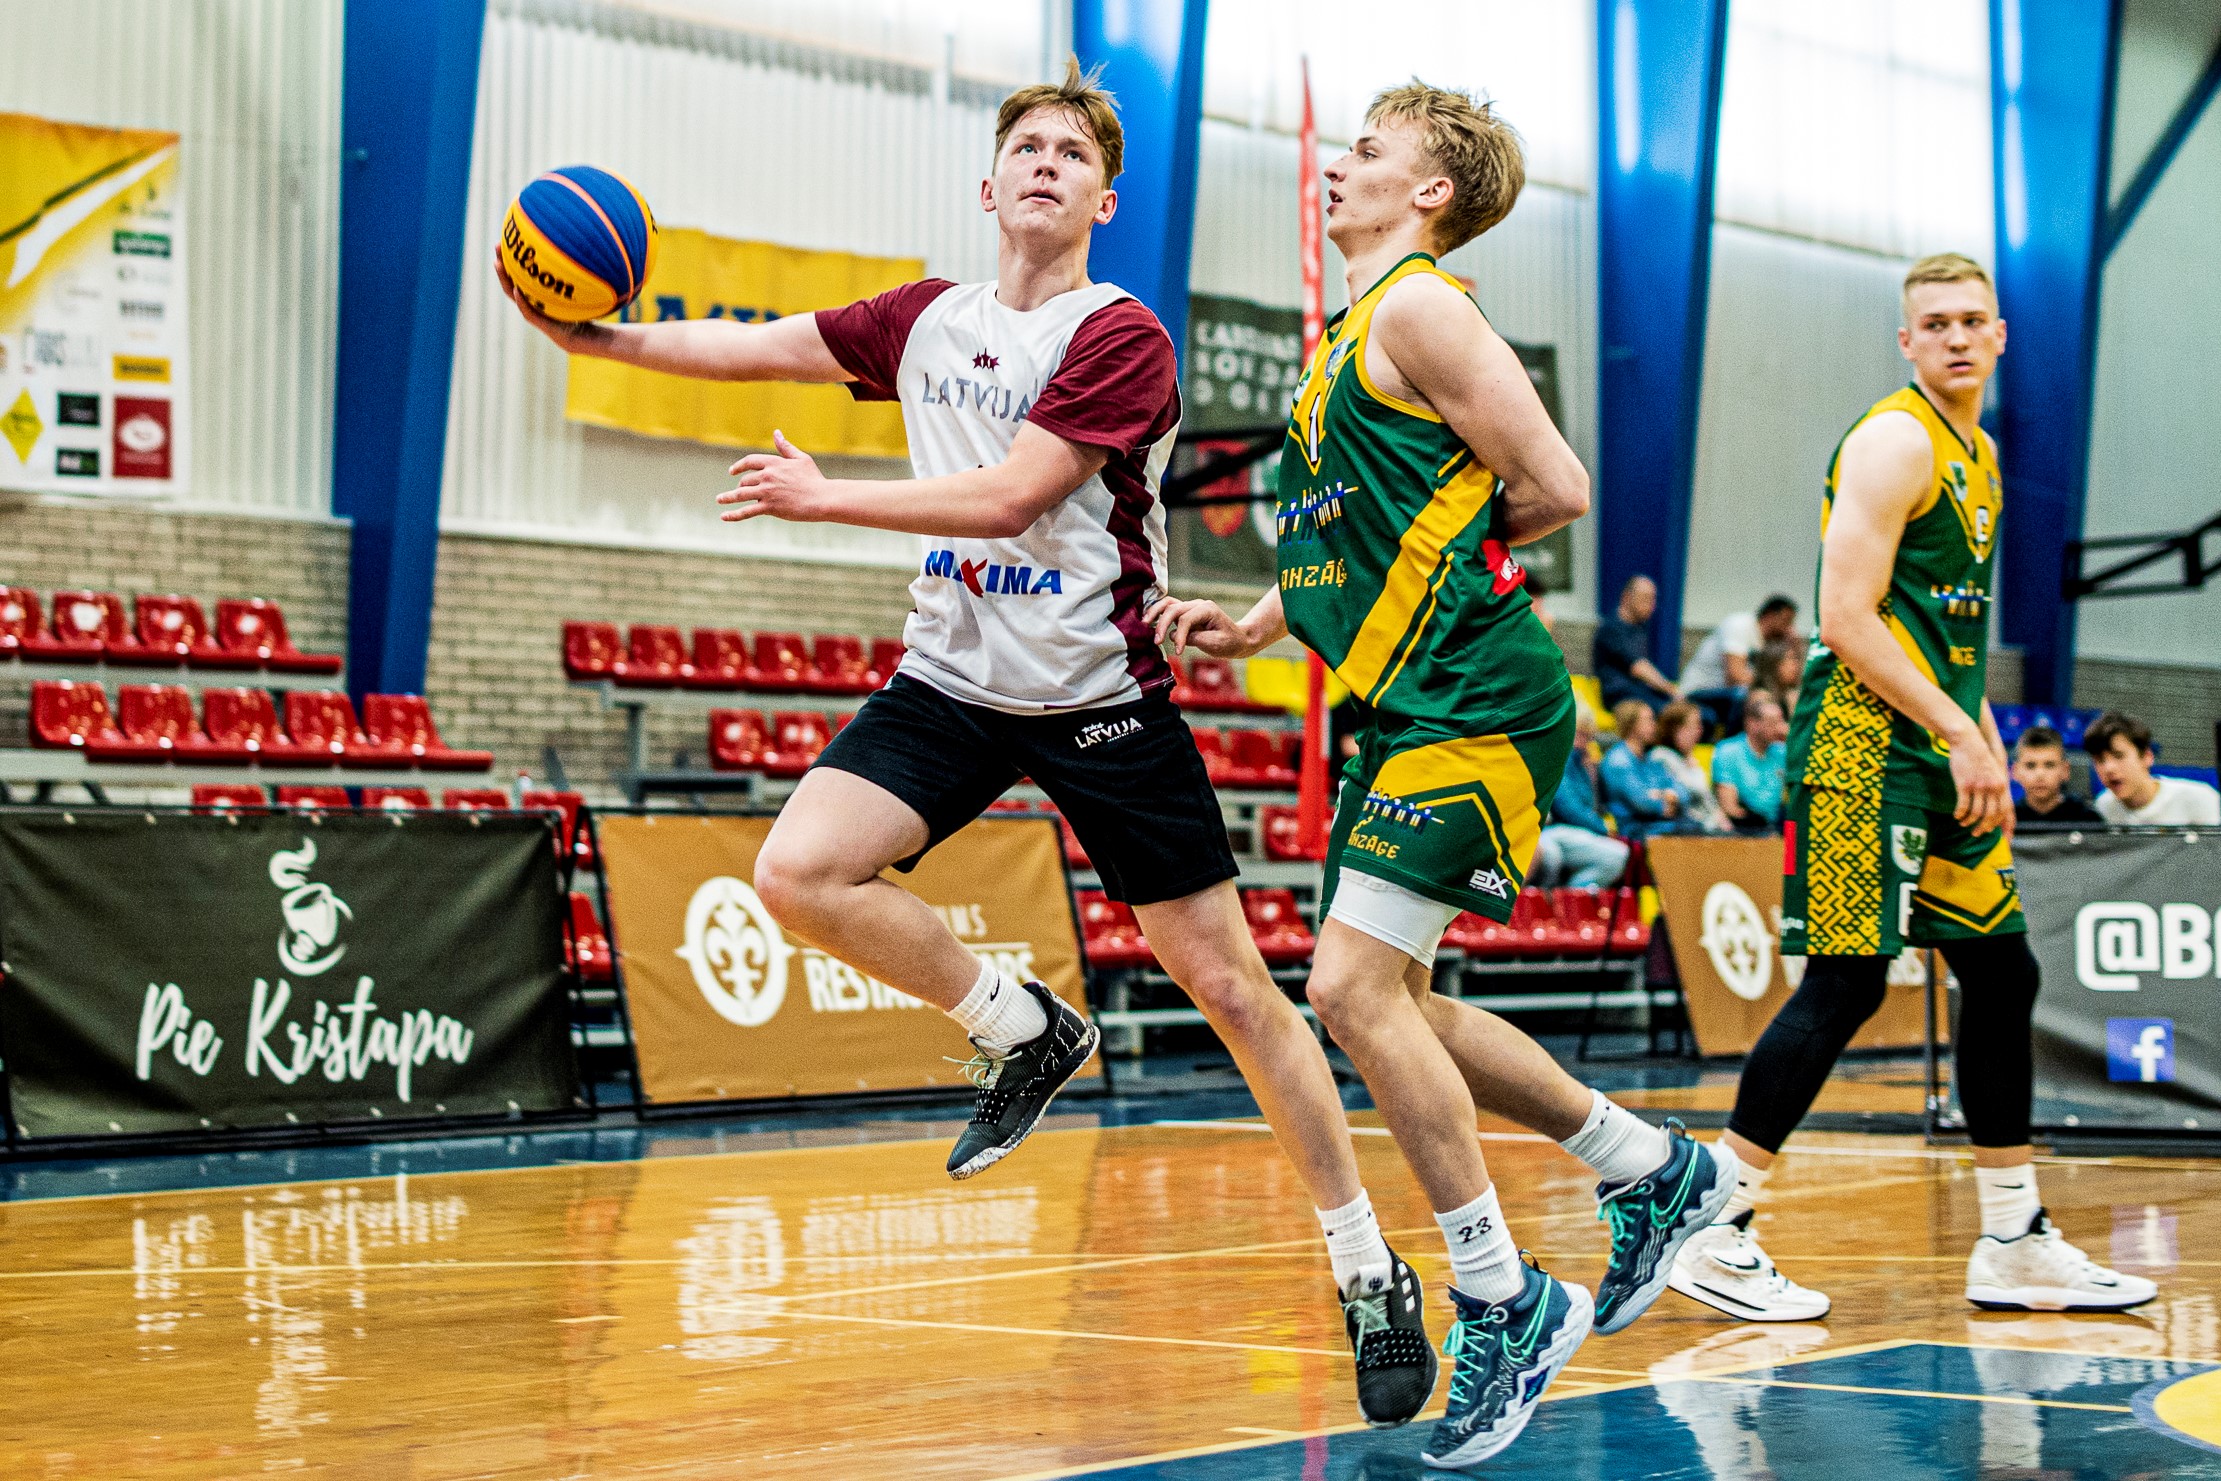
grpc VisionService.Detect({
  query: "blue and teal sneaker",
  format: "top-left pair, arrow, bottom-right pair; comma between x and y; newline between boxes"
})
1591,1119 -> 1738,1335
1421,1256 -> 1592,1470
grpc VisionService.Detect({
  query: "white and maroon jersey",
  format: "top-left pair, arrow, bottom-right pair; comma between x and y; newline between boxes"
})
815,279 -> 1180,713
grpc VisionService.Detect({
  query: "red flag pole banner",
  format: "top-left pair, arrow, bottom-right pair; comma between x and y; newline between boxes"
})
1293,57 -> 1333,860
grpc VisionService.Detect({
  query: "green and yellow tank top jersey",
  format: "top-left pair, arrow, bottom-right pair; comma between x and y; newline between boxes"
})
1275,254 -> 1568,734
1786,384 -> 2003,812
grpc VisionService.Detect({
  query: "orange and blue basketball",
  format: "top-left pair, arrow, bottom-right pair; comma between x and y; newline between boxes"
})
500,166 -> 658,322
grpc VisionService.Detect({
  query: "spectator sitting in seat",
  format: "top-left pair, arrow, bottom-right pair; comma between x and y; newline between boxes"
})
1593,574 -> 1679,711
1601,699 -> 1681,840
1712,690 -> 1788,833
1758,638 -> 1806,718
1653,700 -> 1732,834
1531,705 -> 1630,889
2085,710 -> 2221,825
1681,595 -> 1799,736
2012,724 -> 2101,826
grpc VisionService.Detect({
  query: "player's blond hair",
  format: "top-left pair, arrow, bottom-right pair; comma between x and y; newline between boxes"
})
1901,253 -> 1995,318
996,57 -> 1124,184
1365,81 -> 1525,252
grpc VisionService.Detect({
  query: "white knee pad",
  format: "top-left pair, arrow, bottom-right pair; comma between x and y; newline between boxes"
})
1325,869 -> 1462,968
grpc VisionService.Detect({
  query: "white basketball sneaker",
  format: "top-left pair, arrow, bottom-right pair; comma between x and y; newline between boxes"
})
1964,1211 -> 2158,1312
1667,1213 -> 1831,1322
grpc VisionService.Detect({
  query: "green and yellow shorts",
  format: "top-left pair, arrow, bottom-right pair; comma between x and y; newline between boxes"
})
1320,697 -> 1574,924
1781,781 -> 2026,957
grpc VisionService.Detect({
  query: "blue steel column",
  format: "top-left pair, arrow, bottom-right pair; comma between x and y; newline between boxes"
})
1073,0 -> 1209,365
1989,0 -> 2120,706
331,0 -> 487,698
1595,0 -> 1729,669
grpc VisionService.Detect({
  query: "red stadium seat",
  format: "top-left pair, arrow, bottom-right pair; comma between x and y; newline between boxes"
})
213,598 -> 342,674
134,594 -> 249,668
95,684 -> 218,761
690,629 -> 751,688
1076,889 -> 1153,969
864,637 -> 906,688
362,786 -> 432,810
1060,814 -> 1091,868
616,624 -> 693,686
747,631 -> 813,691
0,587 -> 41,654
1552,887 -> 1612,954
275,784 -> 351,811
522,789 -> 594,867
1260,804 -> 1308,861
284,690 -> 370,764
362,694 -> 493,770
191,783 -> 270,812
1241,888 -> 1316,965
200,687 -> 317,764
31,680 -> 124,750
811,634 -> 872,694
1606,887 -> 1651,956
569,891 -> 614,982
762,711 -> 831,777
1227,728 -> 1297,787
442,788 -> 511,812
32,589 -> 132,659
708,710 -> 770,770
1178,657 -> 1276,713
1441,911 -> 1499,957
1192,728 -> 1235,785
1504,888 -> 1564,958
562,620 -> 626,680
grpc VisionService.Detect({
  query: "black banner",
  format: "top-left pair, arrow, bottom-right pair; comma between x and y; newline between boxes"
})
2019,829 -> 2221,1133
0,810 -> 578,1140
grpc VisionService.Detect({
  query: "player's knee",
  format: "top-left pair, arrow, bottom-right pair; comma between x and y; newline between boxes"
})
1183,962 -> 1285,1043
1304,963 -> 1382,1044
1777,955 -> 1890,1037
751,838 -> 838,929
1944,935 -> 2040,1018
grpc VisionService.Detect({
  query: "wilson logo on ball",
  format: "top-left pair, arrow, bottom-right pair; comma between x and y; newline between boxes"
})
500,164 -> 658,324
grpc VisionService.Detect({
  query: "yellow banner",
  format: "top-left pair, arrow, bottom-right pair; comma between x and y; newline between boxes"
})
564,227 -> 918,458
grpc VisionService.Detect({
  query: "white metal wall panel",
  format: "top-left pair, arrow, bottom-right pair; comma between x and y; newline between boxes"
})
0,0 -> 341,517
2082,21 -> 2221,667
1685,225 -> 1911,628
442,1 -> 1004,563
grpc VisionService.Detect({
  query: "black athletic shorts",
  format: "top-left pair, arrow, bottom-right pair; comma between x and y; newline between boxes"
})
811,674 -> 1239,906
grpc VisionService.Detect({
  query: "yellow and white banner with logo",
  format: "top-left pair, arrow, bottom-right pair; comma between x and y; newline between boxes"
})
597,812 -> 1095,1104
0,111 -> 189,497
565,227 -> 918,459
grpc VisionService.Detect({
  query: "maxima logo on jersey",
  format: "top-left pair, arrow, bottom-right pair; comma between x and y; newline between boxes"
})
2075,902 -> 2221,990
2106,1018 -> 2175,1083
922,549 -> 1065,596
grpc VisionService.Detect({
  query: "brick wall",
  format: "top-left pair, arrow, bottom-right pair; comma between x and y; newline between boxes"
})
2,502 -> 2211,789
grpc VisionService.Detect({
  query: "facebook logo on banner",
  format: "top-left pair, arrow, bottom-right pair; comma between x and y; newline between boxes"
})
2106,1019 -> 2175,1083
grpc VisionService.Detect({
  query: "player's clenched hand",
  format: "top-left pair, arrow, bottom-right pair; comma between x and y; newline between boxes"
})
721,431 -> 831,522
1146,597 -> 1249,657
495,251 -> 604,353
1948,729 -> 2012,836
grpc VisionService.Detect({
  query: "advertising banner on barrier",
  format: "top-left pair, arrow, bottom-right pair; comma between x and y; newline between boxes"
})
598,813 -> 1095,1104
2019,829 -> 2221,1132
0,812 -> 576,1140
1648,836 -> 1935,1057
564,228 -> 919,458
0,111 -> 190,498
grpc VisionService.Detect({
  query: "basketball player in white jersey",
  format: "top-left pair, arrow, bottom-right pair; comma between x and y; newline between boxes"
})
502,60 -> 1447,1427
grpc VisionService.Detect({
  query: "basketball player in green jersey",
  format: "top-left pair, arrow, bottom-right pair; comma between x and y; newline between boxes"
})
1668,254 -> 2156,1323
1148,83 -> 1734,1468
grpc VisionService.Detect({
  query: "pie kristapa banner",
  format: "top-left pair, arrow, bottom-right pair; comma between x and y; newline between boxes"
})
0,111 -> 189,497
0,811 -> 576,1139
598,812 -> 1095,1104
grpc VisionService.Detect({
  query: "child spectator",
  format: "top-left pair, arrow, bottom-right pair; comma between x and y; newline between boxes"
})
2011,725 -> 2100,826
2085,711 -> 2221,825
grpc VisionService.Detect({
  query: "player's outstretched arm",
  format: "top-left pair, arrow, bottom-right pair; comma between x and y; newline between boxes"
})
496,256 -> 851,384
1144,587 -> 1287,659
1372,274 -> 1589,544
718,422 -> 1105,539
1820,412 -> 2010,835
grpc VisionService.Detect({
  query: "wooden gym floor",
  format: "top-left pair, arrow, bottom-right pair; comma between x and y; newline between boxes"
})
3,1067 -> 2218,1478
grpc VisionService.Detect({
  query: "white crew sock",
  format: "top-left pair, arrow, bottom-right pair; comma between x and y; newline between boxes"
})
1436,1185 -> 1526,1304
949,962 -> 1047,1053
1974,1162 -> 2041,1240
1318,1191 -> 1395,1295
1717,1156 -> 1771,1226
1558,1090 -> 1674,1188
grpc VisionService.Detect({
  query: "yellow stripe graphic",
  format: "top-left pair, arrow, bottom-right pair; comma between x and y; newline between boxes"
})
1336,462 -> 1495,698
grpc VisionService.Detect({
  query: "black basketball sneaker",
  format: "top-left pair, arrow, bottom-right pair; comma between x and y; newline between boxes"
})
1339,1246 -> 1438,1426
946,981 -> 1100,1180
